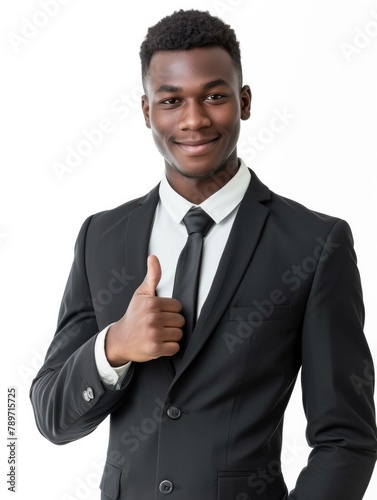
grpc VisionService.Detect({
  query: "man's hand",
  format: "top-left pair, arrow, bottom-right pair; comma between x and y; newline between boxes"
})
105,255 -> 184,366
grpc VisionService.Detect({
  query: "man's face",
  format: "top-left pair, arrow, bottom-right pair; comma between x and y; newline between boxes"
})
142,47 -> 251,180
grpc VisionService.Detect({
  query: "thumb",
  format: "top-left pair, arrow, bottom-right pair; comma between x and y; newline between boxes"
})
137,255 -> 161,296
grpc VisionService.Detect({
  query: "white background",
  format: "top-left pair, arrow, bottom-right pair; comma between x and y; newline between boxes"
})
1,0 -> 377,498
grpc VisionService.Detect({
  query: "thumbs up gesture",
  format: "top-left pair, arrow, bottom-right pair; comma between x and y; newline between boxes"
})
105,255 -> 184,366
138,254 -> 163,297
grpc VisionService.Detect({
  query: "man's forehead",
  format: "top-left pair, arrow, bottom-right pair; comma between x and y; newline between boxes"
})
146,47 -> 237,90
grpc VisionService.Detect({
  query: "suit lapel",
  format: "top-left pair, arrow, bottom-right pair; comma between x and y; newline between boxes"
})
169,170 -> 271,386
124,184 -> 176,380
124,185 -> 160,294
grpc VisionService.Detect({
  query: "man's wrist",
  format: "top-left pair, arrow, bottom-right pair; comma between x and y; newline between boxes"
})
105,322 -> 131,367
95,325 -> 131,387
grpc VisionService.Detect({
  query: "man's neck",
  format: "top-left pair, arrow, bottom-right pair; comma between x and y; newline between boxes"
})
165,159 -> 240,204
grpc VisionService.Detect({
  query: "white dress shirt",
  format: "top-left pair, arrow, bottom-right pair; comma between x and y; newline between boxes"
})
95,159 -> 251,388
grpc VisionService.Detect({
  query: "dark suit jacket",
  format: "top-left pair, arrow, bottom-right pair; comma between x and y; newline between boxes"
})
30,169 -> 377,499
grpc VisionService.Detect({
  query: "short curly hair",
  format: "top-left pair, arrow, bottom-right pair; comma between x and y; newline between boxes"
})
140,9 -> 243,89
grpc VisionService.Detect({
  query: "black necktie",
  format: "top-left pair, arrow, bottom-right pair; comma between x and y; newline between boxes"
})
172,207 -> 215,359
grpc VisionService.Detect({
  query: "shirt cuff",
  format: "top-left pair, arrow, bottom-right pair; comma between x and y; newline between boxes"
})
94,324 -> 132,388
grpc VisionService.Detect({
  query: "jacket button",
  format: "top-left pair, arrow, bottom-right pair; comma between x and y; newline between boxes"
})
167,406 -> 181,420
159,480 -> 174,494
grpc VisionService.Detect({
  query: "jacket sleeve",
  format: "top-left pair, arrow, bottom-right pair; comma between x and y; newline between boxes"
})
29,216 -> 134,445
288,219 -> 377,499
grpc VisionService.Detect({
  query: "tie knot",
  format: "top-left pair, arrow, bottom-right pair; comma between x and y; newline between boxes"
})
183,208 -> 214,237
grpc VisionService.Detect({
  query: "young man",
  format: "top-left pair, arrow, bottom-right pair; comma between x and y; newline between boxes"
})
30,9 -> 376,500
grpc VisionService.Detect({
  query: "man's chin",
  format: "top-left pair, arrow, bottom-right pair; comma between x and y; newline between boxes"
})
167,159 -> 228,180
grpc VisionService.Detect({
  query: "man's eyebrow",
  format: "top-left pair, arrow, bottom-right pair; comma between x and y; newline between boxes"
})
155,79 -> 230,94
155,84 -> 181,94
202,79 -> 230,90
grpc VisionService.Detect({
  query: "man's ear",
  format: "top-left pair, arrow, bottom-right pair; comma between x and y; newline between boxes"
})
240,85 -> 252,121
141,95 -> 151,128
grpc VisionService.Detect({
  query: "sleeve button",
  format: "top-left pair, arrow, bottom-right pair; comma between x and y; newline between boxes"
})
86,387 -> 94,399
83,387 -> 94,402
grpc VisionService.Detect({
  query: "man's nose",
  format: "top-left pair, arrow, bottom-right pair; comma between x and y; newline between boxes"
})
179,101 -> 211,130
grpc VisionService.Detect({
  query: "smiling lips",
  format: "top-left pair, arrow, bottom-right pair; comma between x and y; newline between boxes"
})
174,137 -> 220,155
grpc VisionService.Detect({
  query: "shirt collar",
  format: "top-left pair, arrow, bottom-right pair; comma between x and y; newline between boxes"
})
159,159 -> 251,225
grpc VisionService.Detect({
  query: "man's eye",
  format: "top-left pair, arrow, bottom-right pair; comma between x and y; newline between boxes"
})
206,94 -> 224,100
161,98 -> 179,105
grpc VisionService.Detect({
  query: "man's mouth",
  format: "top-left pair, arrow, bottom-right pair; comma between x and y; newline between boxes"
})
174,137 -> 220,155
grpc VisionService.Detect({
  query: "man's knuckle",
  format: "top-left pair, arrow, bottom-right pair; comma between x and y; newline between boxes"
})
144,298 -> 157,313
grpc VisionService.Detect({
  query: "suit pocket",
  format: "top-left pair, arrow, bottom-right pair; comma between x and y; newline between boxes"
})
99,460 -> 122,500
217,469 -> 288,500
229,305 -> 292,322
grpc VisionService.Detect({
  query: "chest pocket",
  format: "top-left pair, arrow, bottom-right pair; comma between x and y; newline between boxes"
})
229,305 -> 292,323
